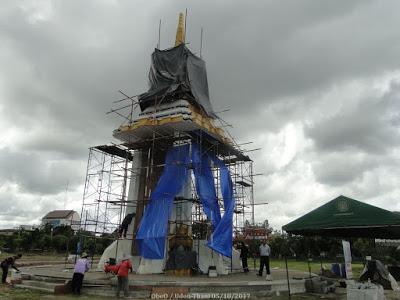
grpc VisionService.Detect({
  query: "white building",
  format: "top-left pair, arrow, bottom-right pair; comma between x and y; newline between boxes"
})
42,210 -> 80,230
18,225 -> 36,231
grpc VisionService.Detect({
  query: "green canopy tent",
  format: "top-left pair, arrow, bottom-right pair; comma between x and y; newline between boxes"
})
282,195 -> 400,239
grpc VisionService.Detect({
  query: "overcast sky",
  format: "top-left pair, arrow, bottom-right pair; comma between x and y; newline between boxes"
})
1,0 -> 400,230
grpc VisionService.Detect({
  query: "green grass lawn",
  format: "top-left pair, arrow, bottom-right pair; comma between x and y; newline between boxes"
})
0,285 -> 114,300
0,253 -> 101,263
247,258 -> 365,278
0,253 -> 66,262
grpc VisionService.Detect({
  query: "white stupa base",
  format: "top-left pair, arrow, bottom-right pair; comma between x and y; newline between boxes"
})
97,239 -> 241,275
136,258 -> 165,274
195,240 -> 241,275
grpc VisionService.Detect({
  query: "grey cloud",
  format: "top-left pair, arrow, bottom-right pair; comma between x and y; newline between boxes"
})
0,185 -> 83,228
311,152 -> 380,186
306,82 -> 400,154
1,1 -> 400,229
0,148 -> 85,194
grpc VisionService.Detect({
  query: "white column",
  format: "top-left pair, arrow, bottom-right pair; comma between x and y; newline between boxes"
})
125,151 -> 142,240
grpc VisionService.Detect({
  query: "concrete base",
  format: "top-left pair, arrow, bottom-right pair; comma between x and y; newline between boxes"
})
19,265 -> 308,298
137,257 -> 165,274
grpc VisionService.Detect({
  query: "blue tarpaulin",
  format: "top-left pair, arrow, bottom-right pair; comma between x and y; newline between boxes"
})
191,144 -> 221,228
136,144 -> 190,259
136,143 -> 234,259
207,156 -> 234,257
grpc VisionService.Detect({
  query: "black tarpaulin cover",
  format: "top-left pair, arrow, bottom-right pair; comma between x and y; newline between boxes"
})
139,44 -> 215,118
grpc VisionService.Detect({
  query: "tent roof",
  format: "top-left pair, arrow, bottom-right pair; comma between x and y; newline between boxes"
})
282,195 -> 400,239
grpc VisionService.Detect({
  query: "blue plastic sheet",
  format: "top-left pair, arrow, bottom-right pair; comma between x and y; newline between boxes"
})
136,144 -> 190,259
191,144 -> 221,228
192,143 -> 234,257
136,143 -> 235,259
207,155 -> 234,257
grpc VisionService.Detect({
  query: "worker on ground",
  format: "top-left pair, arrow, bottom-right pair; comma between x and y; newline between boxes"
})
118,213 -> 136,238
116,253 -> 132,298
1,254 -> 22,284
239,242 -> 249,273
258,240 -> 272,280
71,252 -> 90,295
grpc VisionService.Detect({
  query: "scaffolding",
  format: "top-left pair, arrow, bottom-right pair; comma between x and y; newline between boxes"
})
80,145 -> 133,235
78,89 -> 259,266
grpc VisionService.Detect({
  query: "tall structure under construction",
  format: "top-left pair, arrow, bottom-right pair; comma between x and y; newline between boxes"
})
80,13 -> 256,275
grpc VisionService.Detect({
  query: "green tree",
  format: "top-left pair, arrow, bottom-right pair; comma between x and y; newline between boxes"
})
19,230 -> 34,251
38,234 -> 52,250
270,234 -> 290,257
353,238 -> 374,259
53,225 -> 74,237
52,235 -> 68,252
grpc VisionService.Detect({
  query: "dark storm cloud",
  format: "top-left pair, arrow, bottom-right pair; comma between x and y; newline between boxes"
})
0,1 -> 158,149
0,148 -> 85,194
306,82 -> 400,155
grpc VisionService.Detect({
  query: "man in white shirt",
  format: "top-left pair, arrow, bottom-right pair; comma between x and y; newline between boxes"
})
258,240 -> 272,280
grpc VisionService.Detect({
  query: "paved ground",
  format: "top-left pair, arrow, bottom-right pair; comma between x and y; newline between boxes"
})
19,265 -> 400,299
21,264 -> 313,284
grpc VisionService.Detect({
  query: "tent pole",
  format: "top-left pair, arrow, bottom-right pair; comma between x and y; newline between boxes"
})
285,255 -> 291,299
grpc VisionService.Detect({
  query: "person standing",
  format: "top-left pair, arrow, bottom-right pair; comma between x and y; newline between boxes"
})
118,213 -> 136,238
116,254 -> 132,298
71,252 -> 90,295
239,242 -> 249,273
1,254 -> 22,284
258,240 -> 272,280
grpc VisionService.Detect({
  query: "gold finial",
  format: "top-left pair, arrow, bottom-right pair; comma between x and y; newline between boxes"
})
175,13 -> 185,46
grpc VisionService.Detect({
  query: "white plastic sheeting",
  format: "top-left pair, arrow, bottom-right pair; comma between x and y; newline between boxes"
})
133,240 -> 241,275
136,258 -> 165,274
346,281 -> 385,300
389,274 -> 400,291
194,240 -> 241,275
222,246 -> 242,272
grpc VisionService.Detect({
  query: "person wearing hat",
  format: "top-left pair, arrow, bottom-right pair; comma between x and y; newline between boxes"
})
71,252 -> 90,295
116,253 -> 132,298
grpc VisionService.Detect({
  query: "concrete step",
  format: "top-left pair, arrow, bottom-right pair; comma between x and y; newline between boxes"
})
25,274 -> 66,284
26,273 -> 110,286
20,279 -> 58,290
17,278 -> 150,298
14,283 -> 54,294
83,287 -> 151,298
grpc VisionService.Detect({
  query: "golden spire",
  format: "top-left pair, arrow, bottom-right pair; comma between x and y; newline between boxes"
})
175,12 -> 185,46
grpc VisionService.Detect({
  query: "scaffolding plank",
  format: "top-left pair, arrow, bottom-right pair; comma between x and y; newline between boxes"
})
95,145 -> 133,161
236,180 -> 252,187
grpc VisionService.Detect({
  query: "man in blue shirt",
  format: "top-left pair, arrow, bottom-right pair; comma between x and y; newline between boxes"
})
258,240 -> 272,280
